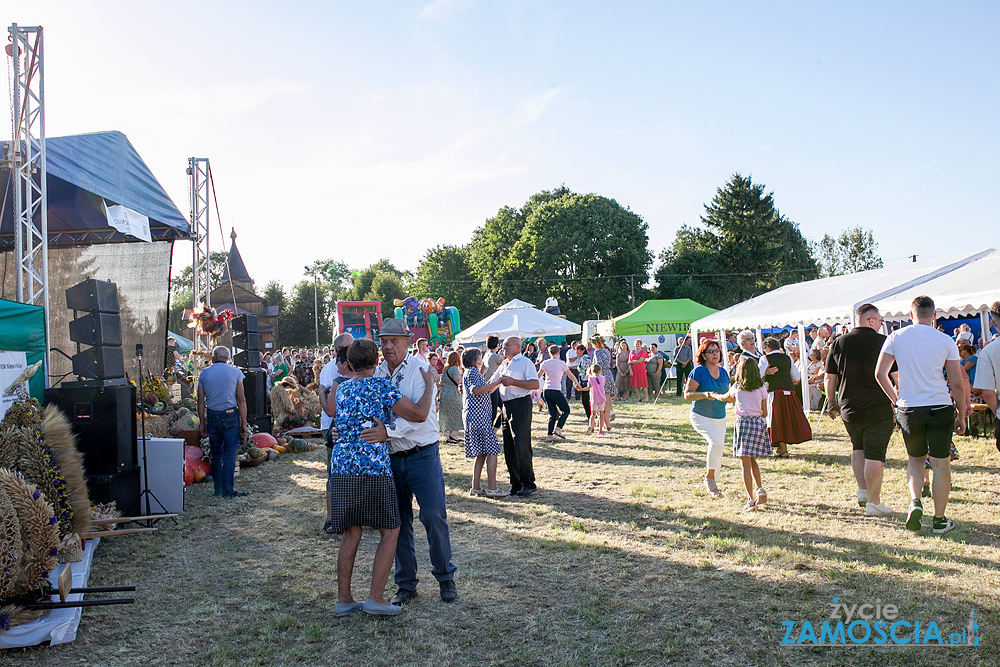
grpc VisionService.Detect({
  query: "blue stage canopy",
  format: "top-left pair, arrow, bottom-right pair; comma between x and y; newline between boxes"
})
1,131 -> 190,246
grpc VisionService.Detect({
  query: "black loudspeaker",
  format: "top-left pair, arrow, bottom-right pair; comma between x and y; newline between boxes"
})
233,331 -> 259,351
45,383 -> 137,475
66,278 -> 124,380
234,349 -> 261,368
233,313 -> 258,334
68,313 -> 123,346
233,314 -> 261,371
65,278 -> 120,312
243,369 -> 271,433
71,347 -> 125,380
86,465 -> 140,512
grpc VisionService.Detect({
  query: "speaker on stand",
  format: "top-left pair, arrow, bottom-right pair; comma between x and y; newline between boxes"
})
233,314 -> 271,433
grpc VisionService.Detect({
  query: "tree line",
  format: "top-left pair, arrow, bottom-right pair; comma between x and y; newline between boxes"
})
169,173 -> 883,347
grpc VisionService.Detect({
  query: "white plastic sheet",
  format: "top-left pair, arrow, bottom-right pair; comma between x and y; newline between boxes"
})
0,537 -> 100,648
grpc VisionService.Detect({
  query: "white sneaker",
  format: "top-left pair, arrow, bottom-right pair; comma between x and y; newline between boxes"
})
865,502 -> 893,517
857,489 -> 868,508
469,487 -> 484,496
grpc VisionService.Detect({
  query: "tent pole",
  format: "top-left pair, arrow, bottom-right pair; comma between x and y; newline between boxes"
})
797,323 -> 809,417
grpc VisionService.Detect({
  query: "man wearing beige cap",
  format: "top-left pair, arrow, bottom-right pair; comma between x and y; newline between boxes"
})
360,318 -> 457,605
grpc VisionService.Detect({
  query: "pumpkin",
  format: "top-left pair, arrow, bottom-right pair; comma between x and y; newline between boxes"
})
192,467 -> 207,483
276,437 -> 287,445
193,459 -> 211,478
250,432 -> 278,449
273,445 -> 288,454
267,450 -> 279,461
184,465 -> 195,485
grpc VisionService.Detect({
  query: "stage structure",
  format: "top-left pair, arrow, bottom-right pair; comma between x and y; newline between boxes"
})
188,157 -> 212,351
1,131 -> 191,385
3,23 -> 50,374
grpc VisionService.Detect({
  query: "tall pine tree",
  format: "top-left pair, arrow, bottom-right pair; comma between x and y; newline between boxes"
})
655,173 -> 817,309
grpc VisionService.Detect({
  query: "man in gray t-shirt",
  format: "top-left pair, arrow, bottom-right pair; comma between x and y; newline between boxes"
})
198,346 -> 247,498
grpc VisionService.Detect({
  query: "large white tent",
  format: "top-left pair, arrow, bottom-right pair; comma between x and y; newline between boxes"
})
455,299 -> 582,344
687,249 -> 997,416
689,249 -> 994,333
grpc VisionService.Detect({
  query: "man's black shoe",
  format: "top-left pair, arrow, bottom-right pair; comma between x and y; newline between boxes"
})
905,500 -> 923,532
440,580 -> 458,603
228,491 -> 249,498
516,487 -> 537,497
391,588 -> 418,605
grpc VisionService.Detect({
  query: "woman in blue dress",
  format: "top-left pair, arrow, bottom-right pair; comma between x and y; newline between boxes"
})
328,339 -> 435,617
461,348 -> 506,497
591,335 -> 615,427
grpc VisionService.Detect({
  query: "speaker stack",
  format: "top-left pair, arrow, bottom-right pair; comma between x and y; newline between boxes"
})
48,279 -> 139,511
65,278 -> 125,380
233,314 -> 271,434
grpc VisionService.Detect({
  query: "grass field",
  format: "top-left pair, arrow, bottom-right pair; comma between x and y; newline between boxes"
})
3,395 -> 998,666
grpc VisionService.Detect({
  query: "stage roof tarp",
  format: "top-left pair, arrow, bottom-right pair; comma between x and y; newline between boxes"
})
598,299 -> 717,338
1,131 -> 189,246
455,299 -> 582,343
689,250 -> 995,332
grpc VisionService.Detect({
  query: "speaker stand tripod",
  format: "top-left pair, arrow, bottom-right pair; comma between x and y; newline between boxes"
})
128,343 -> 176,528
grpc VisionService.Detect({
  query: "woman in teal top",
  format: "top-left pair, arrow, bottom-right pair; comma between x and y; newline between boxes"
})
683,339 -> 730,498
271,353 -> 289,382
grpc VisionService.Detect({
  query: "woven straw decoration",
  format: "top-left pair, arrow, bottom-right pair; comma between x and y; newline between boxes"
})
0,468 -> 58,594
0,491 -> 23,600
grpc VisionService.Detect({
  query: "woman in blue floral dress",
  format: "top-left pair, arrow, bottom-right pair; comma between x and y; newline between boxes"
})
328,339 -> 435,617
461,348 -> 506,497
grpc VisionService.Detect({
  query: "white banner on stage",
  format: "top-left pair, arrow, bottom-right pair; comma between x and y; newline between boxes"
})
103,200 -> 152,242
0,350 -> 28,419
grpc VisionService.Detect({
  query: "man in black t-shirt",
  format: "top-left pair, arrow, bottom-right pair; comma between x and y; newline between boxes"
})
825,303 -> 897,516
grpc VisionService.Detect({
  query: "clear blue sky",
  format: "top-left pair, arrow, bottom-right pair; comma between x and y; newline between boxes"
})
6,1 -> 998,290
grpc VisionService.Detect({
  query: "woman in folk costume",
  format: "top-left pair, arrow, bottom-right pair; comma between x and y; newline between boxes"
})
760,336 -> 812,457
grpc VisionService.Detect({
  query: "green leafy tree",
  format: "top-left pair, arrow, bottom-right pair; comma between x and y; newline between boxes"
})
281,280 -> 333,347
168,251 -> 229,333
304,259 -> 353,301
467,187 -> 653,322
655,173 -> 817,309
341,259 -> 409,303
262,280 -> 287,315
411,244 -> 490,323
814,227 -> 883,277
365,272 -> 408,321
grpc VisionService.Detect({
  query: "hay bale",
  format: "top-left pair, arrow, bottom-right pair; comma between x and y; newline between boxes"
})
143,414 -> 173,439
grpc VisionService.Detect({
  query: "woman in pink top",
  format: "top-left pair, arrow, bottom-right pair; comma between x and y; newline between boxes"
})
717,357 -> 772,511
538,345 -> 585,442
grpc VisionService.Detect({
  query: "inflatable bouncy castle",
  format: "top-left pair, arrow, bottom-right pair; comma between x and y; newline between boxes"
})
393,297 -> 461,346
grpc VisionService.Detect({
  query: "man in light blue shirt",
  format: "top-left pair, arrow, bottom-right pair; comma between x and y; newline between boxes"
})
198,346 -> 248,497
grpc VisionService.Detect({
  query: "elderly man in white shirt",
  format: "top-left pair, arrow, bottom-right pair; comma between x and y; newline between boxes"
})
357,318 -> 457,605
491,335 -> 541,496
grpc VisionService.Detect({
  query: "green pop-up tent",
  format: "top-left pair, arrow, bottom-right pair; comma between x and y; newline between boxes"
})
0,298 -> 46,404
598,299 -> 717,338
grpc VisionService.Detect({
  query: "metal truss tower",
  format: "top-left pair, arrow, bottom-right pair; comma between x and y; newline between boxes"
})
5,23 -> 50,374
188,157 -> 211,303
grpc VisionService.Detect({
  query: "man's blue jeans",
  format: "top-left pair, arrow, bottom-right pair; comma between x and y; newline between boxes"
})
389,443 -> 456,590
207,409 -> 240,496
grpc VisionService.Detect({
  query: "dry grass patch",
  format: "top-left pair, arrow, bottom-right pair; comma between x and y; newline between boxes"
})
2,397 -> 999,666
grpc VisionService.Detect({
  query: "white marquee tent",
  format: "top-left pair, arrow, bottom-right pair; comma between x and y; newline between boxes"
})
455,299 -> 582,344
688,248 -> 998,415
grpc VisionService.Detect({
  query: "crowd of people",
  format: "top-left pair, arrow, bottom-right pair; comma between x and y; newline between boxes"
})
194,296 -> 1000,619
